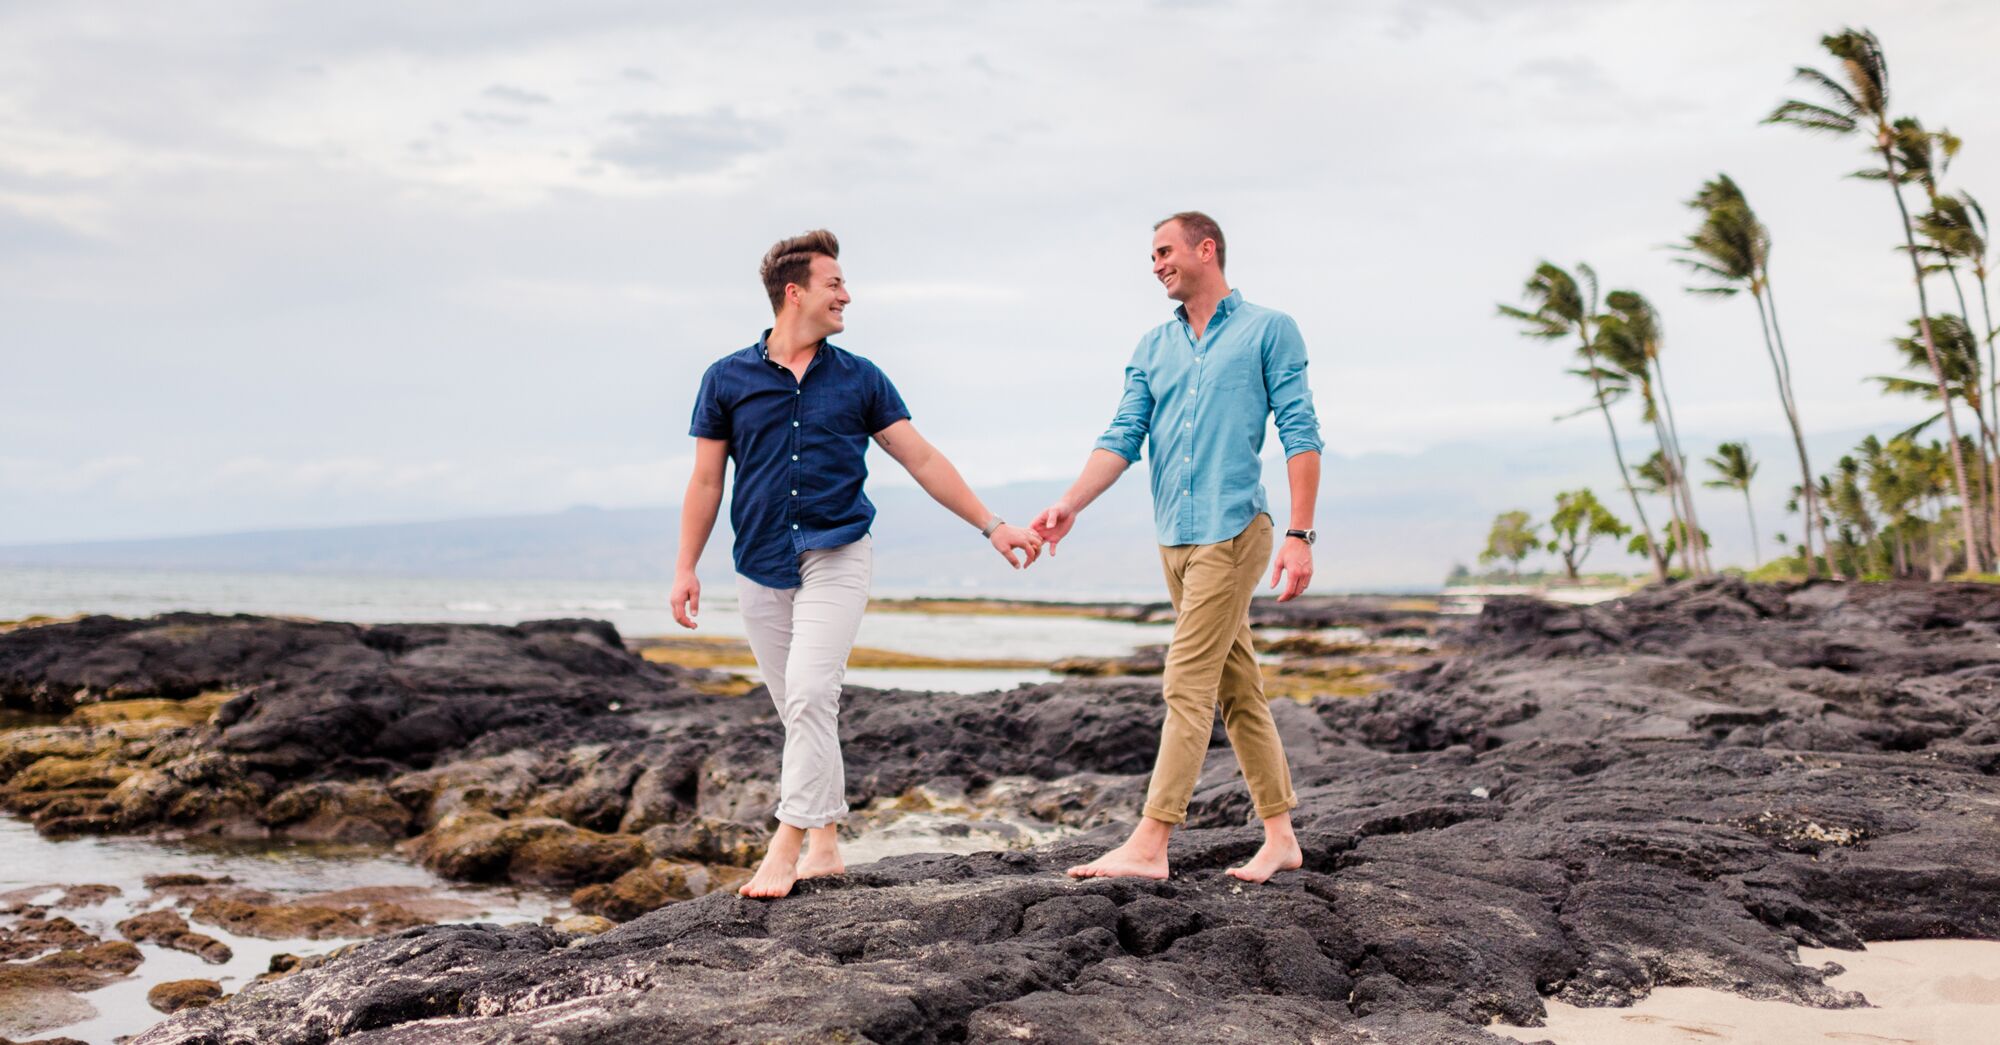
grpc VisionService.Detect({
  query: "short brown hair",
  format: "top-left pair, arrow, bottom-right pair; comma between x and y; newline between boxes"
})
1154,211 -> 1225,272
759,229 -> 840,314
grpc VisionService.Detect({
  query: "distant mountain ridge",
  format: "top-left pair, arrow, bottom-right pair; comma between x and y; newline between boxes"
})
0,481 -> 1183,596
2,432 -> 1845,592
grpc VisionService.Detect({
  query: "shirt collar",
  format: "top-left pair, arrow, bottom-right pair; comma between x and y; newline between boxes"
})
755,329 -> 837,372
1174,288 -> 1243,325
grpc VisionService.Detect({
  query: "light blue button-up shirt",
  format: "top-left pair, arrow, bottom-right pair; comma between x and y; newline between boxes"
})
1094,290 -> 1324,547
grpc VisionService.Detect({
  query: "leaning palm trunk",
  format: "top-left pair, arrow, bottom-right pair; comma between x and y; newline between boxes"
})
1579,335 -> 1667,581
1658,429 -> 1695,577
1885,152 -> 1983,572
1979,270 -> 2000,568
1741,487 -> 1763,566
1650,353 -> 1711,574
1753,280 -> 1831,576
1936,260 -> 1998,564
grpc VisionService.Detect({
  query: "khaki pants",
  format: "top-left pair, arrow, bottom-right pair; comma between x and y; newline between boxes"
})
1142,513 -> 1298,824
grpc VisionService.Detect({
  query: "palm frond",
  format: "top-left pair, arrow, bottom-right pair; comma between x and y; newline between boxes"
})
1821,28 -> 1889,115
1892,411 -> 1944,442
1764,99 -> 1857,134
1787,66 -> 1865,118
1873,375 -> 1941,399
1495,303 -> 1567,339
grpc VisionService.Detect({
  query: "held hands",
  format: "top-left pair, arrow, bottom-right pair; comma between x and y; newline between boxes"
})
1269,536 -> 1314,602
669,571 -> 700,629
990,523 -> 1044,569
1030,500 -> 1078,554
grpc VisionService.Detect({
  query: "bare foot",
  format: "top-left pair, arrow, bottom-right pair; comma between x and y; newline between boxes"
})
797,850 -> 844,880
738,849 -> 801,899
1225,836 -> 1303,883
1066,844 -> 1169,880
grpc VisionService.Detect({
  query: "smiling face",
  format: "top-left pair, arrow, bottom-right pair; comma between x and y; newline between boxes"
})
1151,220 -> 1220,303
786,254 -> 850,338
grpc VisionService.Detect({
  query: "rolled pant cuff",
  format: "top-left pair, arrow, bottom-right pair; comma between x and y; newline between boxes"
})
1141,804 -> 1188,826
1253,793 -> 1299,820
776,808 -> 848,830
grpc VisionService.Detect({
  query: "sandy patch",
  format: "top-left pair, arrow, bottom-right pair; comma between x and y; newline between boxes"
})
1494,939 -> 2000,1044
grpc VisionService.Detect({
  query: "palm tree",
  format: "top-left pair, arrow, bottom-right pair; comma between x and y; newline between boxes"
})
1594,291 -> 1708,575
1886,118 -> 1994,564
1824,454 -> 1879,576
1876,313 -> 1995,553
1917,191 -> 1999,558
1877,314 -> 1985,420
1498,262 -> 1667,580
1634,450 -> 1705,571
1765,27 -> 1984,572
1671,173 -> 1834,576
1704,442 -> 1762,567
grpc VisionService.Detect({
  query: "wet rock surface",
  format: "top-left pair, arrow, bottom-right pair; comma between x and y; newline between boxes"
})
146,978 -> 222,1014
5,581 -> 1999,1043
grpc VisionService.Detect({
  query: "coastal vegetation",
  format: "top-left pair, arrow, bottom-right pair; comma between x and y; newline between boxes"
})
1493,26 -> 2000,584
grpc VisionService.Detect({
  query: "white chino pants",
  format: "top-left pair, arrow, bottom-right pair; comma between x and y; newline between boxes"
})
735,535 -> 872,829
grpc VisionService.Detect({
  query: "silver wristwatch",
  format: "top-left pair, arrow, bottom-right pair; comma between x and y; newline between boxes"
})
1286,528 -> 1317,545
980,517 -> 1005,539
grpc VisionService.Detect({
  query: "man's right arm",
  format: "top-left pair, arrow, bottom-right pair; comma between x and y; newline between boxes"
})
1034,352 -> 1151,552
670,438 -> 728,628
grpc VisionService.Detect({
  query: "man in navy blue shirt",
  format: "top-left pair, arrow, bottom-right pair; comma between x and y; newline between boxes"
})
670,229 -> 1044,899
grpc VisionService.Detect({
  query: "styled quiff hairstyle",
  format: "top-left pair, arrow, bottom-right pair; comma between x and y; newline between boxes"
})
1154,211 -> 1225,272
759,229 -> 841,314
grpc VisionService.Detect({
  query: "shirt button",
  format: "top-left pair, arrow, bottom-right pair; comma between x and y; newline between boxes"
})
791,489 -> 798,496
1184,422 -> 1192,429
791,454 -> 799,461
792,421 -> 800,427
792,524 -> 800,530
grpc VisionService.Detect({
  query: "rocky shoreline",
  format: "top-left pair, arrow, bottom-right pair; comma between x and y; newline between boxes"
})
2,580 -> 1997,1043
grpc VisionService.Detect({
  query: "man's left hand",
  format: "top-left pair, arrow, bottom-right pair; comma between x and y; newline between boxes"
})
1269,537 -> 1313,602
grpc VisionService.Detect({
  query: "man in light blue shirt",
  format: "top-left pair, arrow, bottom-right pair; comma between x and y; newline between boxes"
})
1035,211 -> 1323,885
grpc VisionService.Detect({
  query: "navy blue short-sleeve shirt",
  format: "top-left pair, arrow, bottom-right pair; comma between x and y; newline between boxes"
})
690,332 -> 910,588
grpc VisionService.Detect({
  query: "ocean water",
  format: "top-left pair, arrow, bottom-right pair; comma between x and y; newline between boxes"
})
0,565 -> 1173,691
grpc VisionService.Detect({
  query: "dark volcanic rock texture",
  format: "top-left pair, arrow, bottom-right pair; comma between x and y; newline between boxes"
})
17,581 -> 2000,1043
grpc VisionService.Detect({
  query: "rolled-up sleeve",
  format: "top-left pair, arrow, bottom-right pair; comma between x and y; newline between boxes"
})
1092,341 -> 1155,463
689,362 -> 729,439
1263,316 -> 1323,458
863,362 -> 911,434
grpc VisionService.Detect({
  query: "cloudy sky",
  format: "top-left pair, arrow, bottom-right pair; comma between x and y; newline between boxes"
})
5,1 -> 1998,580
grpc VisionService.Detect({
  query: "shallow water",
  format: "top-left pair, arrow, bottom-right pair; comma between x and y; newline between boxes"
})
841,667 -> 1061,693
0,818 -> 558,1044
